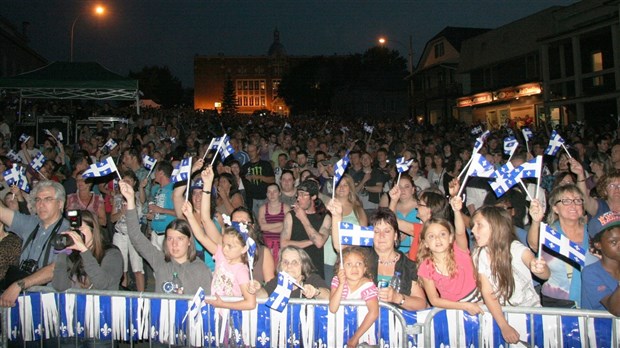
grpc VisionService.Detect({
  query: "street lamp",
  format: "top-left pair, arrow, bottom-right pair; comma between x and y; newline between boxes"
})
70,5 -> 106,62
378,35 -> 413,74
378,35 -> 415,118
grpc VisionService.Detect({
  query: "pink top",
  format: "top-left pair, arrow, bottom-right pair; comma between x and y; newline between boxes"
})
211,244 -> 250,297
331,277 -> 378,301
263,202 -> 286,233
417,244 -> 477,301
66,192 -> 104,217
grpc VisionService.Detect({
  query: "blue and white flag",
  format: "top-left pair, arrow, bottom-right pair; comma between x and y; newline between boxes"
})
103,138 -> 118,152
489,161 -> 515,179
541,222 -> 586,267
339,221 -> 374,247
7,149 -> 21,163
210,135 -> 235,161
515,156 -> 542,180
545,130 -> 565,156
395,157 -> 413,173
489,174 -> 519,197
340,126 -> 350,133
466,153 -> 495,178
522,127 -> 533,141
29,152 -> 46,172
19,133 -> 30,143
470,125 -> 483,136
44,129 -> 63,142
265,272 -> 294,312
142,155 -> 157,171
182,287 -> 206,324
363,123 -> 374,133
283,122 -> 292,129
171,157 -> 192,183
503,136 -> 518,157
2,164 -> 21,186
246,237 -> 257,270
333,151 -> 350,188
473,130 -> 491,154
16,168 -> 30,193
82,157 -> 118,178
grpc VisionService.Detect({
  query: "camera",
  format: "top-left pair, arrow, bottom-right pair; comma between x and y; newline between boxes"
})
52,210 -> 83,250
20,259 -> 38,274
67,210 -> 81,230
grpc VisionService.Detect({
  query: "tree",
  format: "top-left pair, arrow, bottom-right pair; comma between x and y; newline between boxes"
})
129,66 -> 183,108
221,75 -> 237,117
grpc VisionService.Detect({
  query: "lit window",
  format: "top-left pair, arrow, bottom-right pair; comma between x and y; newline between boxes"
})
592,51 -> 603,86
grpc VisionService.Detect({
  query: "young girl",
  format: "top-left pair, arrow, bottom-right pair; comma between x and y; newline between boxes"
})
472,206 -> 550,344
417,195 -> 482,315
329,246 -> 379,348
182,167 -> 256,310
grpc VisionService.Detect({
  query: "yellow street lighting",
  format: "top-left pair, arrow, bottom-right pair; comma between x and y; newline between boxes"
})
70,5 -> 106,62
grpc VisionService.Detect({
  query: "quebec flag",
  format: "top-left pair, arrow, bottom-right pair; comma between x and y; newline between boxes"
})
142,155 -> 157,171
545,130 -> 565,156
171,157 -> 192,183
265,272 -> 294,312
466,153 -> 495,178
333,151 -> 350,187
395,157 -> 413,173
339,222 -> 374,247
30,152 -> 46,172
522,127 -> 533,141
541,222 -> 586,267
82,157 -> 118,178
503,136 -> 518,157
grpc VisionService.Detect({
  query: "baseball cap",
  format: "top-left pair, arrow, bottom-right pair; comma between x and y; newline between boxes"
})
587,211 -> 620,239
297,179 -> 319,197
190,178 -> 204,191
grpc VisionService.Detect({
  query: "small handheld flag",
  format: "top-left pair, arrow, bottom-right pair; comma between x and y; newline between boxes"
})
142,155 -> 157,171
29,153 -> 46,172
332,151 -> 350,195
19,133 -> 30,143
82,157 -> 119,179
503,136 -> 518,158
363,123 -> 374,134
395,157 -> 413,173
545,130 -> 565,156
522,127 -> 533,141
171,157 -> 192,183
339,222 -> 374,247
102,139 -> 118,152
265,272 -> 295,312
182,287 -> 206,324
540,222 -> 586,267
7,150 -> 21,163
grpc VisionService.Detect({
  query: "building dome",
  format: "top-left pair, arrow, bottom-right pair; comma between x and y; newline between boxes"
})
267,28 -> 286,56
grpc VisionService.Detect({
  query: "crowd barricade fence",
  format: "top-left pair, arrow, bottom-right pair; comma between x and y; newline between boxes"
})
1,287 -> 618,347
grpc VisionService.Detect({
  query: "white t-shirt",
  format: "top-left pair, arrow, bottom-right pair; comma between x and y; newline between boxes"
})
477,240 -> 540,307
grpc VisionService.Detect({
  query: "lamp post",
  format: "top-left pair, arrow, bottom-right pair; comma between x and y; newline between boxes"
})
379,35 -> 414,118
70,5 -> 105,62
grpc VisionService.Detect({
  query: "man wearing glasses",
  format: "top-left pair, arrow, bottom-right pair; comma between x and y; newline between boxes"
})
0,180 -> 70,307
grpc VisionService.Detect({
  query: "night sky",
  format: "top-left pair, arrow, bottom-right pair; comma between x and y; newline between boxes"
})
2,0 -> 576,87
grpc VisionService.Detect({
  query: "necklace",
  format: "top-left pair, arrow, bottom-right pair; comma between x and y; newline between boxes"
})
378,253 -> 399,266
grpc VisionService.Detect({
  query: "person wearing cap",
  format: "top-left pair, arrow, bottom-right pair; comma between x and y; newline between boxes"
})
581,211 -> 620,314
281,179 -> 332,279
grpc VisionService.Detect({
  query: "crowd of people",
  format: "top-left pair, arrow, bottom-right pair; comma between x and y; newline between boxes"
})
0,104 -> 619,346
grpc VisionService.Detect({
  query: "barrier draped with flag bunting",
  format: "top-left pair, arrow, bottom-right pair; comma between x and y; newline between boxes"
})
5,288 -> 618,348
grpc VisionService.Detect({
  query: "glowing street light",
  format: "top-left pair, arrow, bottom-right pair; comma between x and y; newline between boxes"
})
378,35 -> 413,73
70,4 -> 106,62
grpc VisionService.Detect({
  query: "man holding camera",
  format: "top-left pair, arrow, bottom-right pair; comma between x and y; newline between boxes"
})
0,180 -> 70,307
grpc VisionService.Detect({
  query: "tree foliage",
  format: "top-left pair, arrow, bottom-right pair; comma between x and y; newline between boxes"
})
221,75 -> 238,117
129,65 -> 183,108
278,47 -> 407,115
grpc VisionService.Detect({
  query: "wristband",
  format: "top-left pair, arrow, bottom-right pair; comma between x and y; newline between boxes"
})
202,190 -> 211,194
398,294 -> 406,306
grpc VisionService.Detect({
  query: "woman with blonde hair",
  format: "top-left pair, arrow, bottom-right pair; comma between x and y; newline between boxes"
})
325,175 -> 367,280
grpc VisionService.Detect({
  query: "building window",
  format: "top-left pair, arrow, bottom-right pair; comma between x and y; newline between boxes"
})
272,79 -> 281,95
235,79 -> 267,107
434,43 -> 444,58
592,51 -> 603,86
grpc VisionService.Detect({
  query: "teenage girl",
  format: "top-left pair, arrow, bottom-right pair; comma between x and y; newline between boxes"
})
416,195 -> 482,315
472,206 -> 549,344
329,246 -> 379,348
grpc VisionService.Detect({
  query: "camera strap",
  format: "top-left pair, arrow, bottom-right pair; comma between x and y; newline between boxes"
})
22,218 -> 64,265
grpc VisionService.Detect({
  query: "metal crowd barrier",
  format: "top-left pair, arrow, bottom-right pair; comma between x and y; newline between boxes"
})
0,287 -> 409,347
2,287 -> 619,347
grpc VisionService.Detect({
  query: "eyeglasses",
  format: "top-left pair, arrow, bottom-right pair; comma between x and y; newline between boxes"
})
34,197 -> 56,204
281,259 -> 300,267
607,183 -> 620,190
295,192 -> 311,198
555,198 -> 584,206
